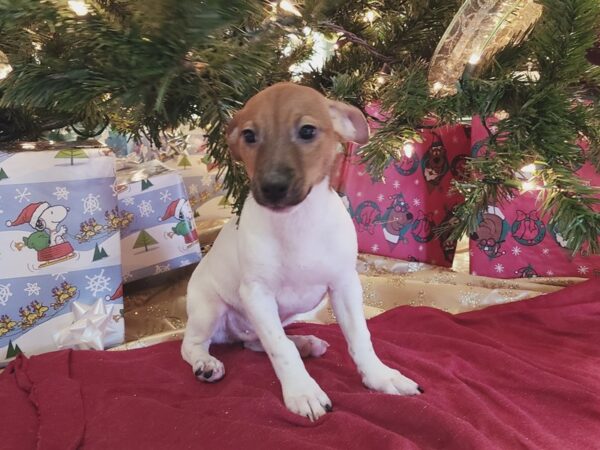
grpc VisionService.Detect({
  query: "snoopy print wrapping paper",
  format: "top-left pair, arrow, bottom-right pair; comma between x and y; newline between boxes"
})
0,145 -> 124,366
115,160 -> 202,283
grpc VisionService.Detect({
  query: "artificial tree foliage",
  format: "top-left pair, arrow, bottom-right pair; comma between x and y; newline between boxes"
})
0,0 -> 599,253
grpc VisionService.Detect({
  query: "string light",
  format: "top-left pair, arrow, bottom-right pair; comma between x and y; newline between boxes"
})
521,180 -> 537,192
0,51 -> 11,80
521,163 -> 536,174
278,0 -> 301,17
363,9 -> 377,23
376,74 -> 386,85
68,0 -> 89,16
468,53 -> 481,65
403,142 -> 415,158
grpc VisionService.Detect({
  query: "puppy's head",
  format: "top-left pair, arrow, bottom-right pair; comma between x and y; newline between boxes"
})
227,82 -> 368,210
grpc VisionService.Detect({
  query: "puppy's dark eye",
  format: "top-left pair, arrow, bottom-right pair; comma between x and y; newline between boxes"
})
298,125 -> 317,141
242,129 -> 256,144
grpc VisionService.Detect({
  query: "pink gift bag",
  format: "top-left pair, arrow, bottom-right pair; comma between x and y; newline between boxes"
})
337,107 -> 470,266
469,117 -> 600,278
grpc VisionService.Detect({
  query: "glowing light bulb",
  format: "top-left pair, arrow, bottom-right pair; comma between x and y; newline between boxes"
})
521,163 -> 536,174
0,63 -> 12,80
521,180 -> 537,192
278,0 -> 301,17
403,142 -> 415,158
68,0 -> 89,16
376,75 -> 386,85
432,81 -> 444,93
363,10 -> 376,23
468,53 -> 481,65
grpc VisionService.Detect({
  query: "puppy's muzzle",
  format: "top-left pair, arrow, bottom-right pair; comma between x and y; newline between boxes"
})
261,172 -> 290,203
254,167 -> 307,210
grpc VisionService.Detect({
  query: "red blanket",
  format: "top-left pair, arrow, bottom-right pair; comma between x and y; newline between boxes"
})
2,279 -> 600,450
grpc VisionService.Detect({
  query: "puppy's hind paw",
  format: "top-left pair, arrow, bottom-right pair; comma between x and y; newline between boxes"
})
193,356 -> 225,382
362,366 -> 422,396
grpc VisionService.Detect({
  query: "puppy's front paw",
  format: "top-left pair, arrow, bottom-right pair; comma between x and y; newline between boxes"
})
362,365 -> 422,396
192,355 -> 225,382
283,378 -> 332,421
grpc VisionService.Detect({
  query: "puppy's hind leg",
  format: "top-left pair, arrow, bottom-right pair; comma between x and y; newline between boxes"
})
182,283 -> 228,383
245,335 -> 329,358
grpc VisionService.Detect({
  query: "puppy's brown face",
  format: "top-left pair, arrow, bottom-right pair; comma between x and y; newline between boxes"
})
227,83 -> 368,210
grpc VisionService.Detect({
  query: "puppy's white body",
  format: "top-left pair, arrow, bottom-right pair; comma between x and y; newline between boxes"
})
183,177 -> 421,420
187,178 -> 352,342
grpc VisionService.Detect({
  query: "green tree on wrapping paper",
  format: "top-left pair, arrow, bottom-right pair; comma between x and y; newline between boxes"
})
178,154 -> 192,170
141,179 -> 153,191
54,148 -> 88,166
133,229 -> 158,252
92,243 -> 108,261
6,340 -> 21,359
0,168 -> 7,180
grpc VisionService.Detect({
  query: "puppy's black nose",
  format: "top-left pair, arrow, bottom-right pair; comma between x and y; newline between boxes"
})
260,171 -> 291,203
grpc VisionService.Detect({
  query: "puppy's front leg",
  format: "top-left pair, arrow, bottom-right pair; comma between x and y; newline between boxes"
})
329,271 -> 423,396
240,281 -> 332,421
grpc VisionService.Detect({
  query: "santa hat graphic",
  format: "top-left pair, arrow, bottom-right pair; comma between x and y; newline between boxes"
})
6,202 -> 50,228
105,282 -> 123,301
159,198 -> 185,221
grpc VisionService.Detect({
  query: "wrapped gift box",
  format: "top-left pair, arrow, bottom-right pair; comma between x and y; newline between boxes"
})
469,117 -> 600,278
163,152 -> 225,214
0,143 -> 124,365
337,106 -> 470,266
116,161 -> 202,283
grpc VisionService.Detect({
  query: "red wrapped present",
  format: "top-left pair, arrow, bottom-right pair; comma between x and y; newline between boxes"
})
469,116 -> 600,278
336,105 -> 470,266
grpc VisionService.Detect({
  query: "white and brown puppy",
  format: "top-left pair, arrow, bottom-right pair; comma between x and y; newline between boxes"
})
182,82 -> 422,421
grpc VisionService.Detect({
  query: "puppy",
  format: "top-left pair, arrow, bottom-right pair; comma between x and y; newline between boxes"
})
182,83 -> 422,421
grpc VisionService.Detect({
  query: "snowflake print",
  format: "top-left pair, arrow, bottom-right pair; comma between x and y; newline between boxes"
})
414,179 -> 420,185
371,244 -> 379,252
137,199 -> 155,218
358,171 -> 366,177
159,190 -> 172,203
85,269 -> 111,297
418,245 -> 424,252
24,282 -> 41,297
0,283 -> 13,306
123,273 -> 133,282
546,270 -> 555,277
494,263 -> 505,274
377,194 -> 385,203
542,248 -> 550,256
578,265 -> 589,275
82,193 -> 101,215
53,186 -> 70,201
412,198 -> 421,207
52,272 -> 67,281
511,247 -> 522,256
188,184 -> 199,196
14,187 -> 32,203
122,197 -> 135,206
154,263 -> 171,274
179,259 -> 191,267
356,191 -> 363,198
393,180 -> 400,189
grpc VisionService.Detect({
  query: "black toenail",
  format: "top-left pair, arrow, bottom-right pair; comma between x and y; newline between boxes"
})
417,386 -> 425,393
203,369 -> 213,379
325,404 -> 333,412
194,368 -> 203,377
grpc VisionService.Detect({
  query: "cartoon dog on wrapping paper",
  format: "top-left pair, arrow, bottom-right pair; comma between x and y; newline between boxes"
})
182,83 -> 423,422
6,201 -> 76,267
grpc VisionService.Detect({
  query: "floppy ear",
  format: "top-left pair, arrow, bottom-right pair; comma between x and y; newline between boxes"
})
327,100 -> 369,145
226,113 -> 241,161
